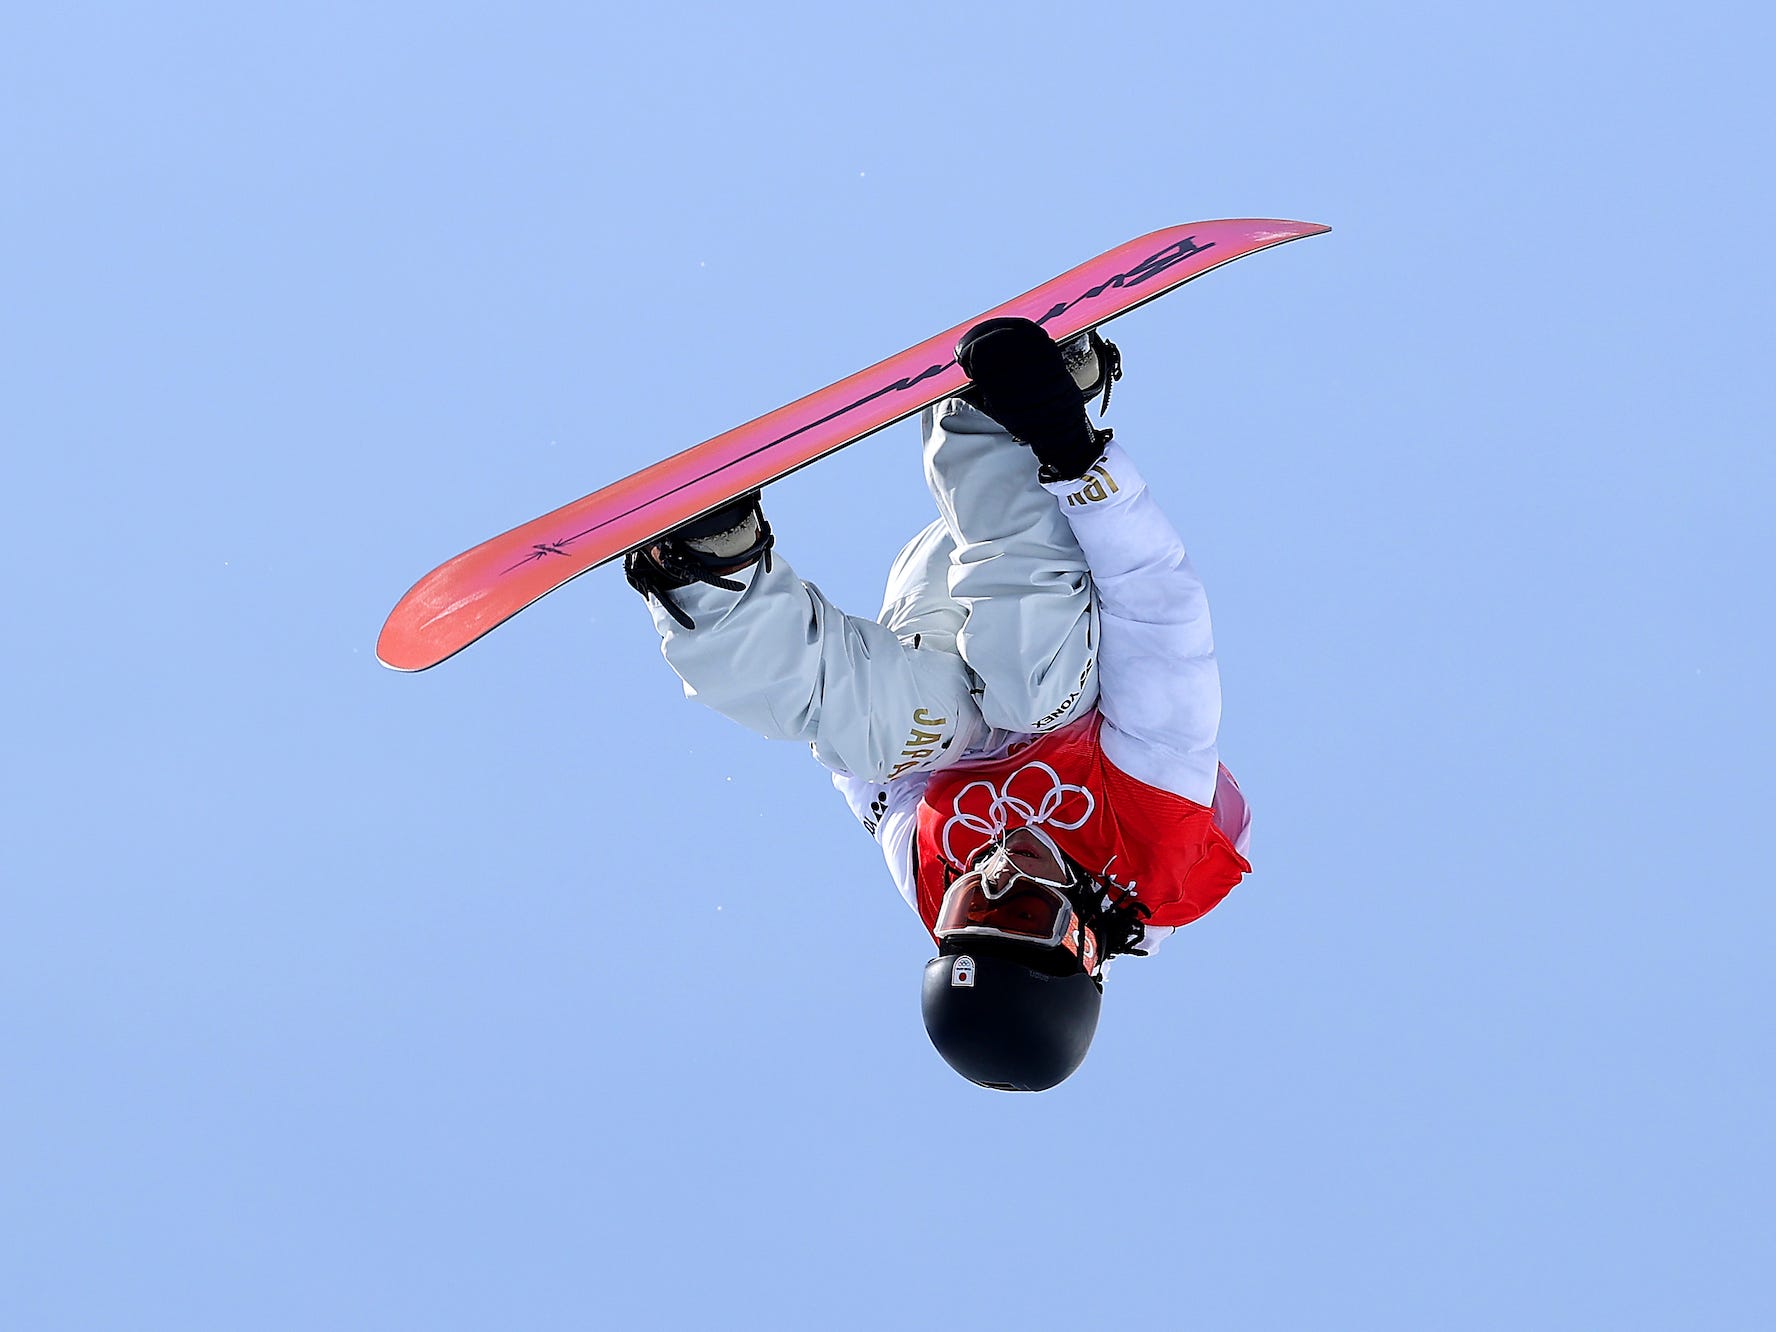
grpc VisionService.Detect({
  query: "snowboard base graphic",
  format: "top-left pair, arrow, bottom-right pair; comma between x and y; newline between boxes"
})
378,219 -> 1328,672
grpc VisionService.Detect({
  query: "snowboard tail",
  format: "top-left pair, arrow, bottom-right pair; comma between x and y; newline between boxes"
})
378,219 -> 1329,671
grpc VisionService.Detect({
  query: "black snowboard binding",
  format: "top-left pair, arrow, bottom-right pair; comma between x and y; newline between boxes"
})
1062,327 -> 1123,417
955,318 -> 1118,483
623,491 -> 774,630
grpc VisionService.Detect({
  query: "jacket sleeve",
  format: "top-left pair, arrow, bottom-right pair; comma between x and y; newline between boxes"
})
643,551 -> 992,783
831,769 -> 928,914
1042,440 -> 1224,806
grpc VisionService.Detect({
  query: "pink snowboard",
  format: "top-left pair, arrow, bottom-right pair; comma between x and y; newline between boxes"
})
378,219 -> 1329,671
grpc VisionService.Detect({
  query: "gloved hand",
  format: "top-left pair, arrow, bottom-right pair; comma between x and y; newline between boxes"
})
956,317 -> 1112,483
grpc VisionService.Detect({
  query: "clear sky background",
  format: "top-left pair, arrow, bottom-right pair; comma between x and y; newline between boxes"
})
4,2 -> 1771,1328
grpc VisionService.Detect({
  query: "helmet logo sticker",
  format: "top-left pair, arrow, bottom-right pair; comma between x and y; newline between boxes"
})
950,956 -> 976,987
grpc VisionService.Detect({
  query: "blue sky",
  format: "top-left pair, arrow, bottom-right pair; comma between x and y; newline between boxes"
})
4,2 -> 1771,1327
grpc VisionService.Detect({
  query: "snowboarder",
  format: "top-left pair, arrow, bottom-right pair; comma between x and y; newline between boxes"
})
625,317 -> 1253,1091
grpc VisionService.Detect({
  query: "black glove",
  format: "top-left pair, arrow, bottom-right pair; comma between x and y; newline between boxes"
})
623,491 -> 773,630
955,317 -> 1112,483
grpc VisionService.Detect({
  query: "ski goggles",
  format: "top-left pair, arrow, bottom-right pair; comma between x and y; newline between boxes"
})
934,831 -> 1101,971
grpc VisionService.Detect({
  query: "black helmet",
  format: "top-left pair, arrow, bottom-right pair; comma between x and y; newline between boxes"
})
921,940 -> 1102,1092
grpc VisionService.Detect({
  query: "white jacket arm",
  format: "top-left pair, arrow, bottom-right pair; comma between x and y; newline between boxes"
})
831,769 -> 928,913
1043,441 -> 1223,805
646,553 -> 991,782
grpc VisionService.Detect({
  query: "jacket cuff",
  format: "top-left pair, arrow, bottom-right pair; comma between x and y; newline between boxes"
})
1040,440 -> 1145,510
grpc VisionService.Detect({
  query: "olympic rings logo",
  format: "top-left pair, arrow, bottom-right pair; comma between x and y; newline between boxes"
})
939,761 -> 1096,866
